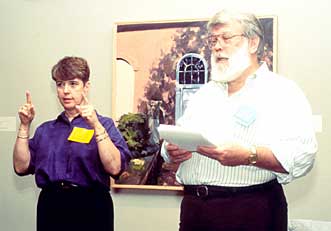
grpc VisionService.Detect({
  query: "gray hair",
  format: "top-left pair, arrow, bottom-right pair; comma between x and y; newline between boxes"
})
207,9 -> 265,59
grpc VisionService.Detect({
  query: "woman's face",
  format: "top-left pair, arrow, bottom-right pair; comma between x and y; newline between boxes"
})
55,78 -> 90,112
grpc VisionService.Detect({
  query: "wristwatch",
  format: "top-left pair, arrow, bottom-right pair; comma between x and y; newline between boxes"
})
248,145 -> 258,165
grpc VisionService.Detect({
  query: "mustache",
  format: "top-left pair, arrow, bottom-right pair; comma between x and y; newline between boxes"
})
212,53 -> 229,60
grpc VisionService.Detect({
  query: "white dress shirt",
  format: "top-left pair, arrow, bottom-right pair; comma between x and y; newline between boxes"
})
161,63 -> 317,186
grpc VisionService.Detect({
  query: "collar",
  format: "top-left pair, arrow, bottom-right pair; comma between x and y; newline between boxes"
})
56,111 -> 82,124
210,62 -> 269,94
56,110 -> 101,123
248,62 -> 269,80
244,63 -> 270,91
211,62 -> 269,86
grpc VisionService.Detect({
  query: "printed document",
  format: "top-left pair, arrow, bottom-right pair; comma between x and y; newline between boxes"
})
157,124 -> 216,151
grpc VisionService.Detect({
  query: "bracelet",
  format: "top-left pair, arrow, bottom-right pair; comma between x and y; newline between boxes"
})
96,134 -> 109,143
18,127 -> 29,131
17,135 -> 29,139
95,129 -> 106,138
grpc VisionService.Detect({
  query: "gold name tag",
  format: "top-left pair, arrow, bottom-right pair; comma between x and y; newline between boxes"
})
67,127 -> 94,143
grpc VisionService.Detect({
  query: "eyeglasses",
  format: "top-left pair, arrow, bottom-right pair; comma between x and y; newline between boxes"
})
207,33 -> 245,48
55,80 -> 82,90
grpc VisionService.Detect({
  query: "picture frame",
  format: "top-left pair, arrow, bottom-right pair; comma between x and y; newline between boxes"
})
111,16 -> 277,191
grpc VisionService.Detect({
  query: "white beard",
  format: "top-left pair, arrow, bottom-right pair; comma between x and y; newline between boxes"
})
210,41 -> 251,83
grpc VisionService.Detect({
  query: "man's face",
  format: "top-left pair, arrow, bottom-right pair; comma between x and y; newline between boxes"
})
55,78 -> 90,111
208,22 -> 252,83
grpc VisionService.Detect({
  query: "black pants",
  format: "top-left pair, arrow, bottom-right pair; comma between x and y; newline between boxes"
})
37,187 -> 114,231
180,181 -> 287,231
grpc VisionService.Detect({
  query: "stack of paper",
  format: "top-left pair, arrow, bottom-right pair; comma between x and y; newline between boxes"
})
157,124 -> 216,151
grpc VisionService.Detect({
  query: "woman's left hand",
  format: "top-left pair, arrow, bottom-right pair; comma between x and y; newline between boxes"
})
76,93 -> 99,128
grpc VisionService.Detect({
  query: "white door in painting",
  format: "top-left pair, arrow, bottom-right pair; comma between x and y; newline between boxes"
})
115,59 -> 135,121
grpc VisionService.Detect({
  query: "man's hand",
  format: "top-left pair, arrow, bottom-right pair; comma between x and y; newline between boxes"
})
166,142 -> 192,164
197,143 -> 250,166
75,93 -> 99,128
18,91 -> 35,126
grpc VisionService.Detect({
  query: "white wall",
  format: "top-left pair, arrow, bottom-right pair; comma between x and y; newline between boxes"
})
1,0 -> 330,230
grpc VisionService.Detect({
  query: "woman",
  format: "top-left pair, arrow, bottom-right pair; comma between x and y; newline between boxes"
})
13,56 -> 131,231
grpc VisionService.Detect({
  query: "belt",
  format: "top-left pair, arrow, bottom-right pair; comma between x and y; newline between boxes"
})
44,181 -> 80,190
43,181 -> 110,192
184,179 -> 278,199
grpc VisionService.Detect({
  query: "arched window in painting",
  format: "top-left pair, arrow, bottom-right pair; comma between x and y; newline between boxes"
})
175,53 -> 208,123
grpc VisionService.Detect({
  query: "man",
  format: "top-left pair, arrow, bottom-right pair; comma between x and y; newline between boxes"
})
161,9 -> 317,231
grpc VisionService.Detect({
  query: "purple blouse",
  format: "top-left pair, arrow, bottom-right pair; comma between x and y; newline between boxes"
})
26,112 -> 131,190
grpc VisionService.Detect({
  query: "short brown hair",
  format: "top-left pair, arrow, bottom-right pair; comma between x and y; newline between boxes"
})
51,56 -> 90,83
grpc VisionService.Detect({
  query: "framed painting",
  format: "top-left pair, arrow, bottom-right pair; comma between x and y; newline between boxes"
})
111,16 -> 277,191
